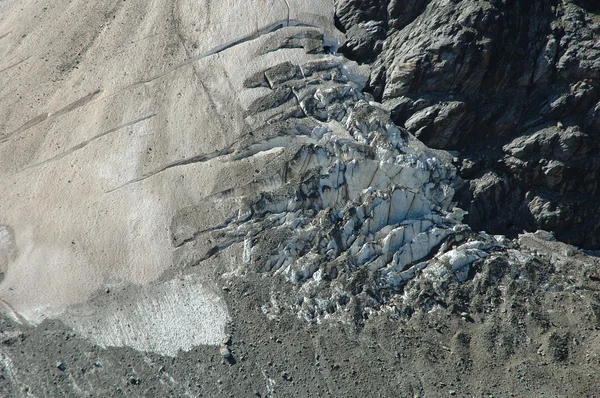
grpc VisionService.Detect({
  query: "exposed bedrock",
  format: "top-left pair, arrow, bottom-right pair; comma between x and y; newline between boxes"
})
336,0 -> 600,248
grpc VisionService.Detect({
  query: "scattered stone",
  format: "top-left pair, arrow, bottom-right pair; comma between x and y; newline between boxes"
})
128,377 -> 141,385
222,335 -> 232,346
220,345 -> 232,360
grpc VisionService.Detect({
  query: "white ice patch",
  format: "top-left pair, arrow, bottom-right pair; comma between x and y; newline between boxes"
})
62,275 -> 229,357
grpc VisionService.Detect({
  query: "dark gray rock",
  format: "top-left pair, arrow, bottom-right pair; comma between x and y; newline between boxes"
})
264,62 -> 298,88
456,171 -> 524,235
387,0 -> 432,30
334,0 -> 387,30
403,101 -> 469,149
338,21 -> 386,63
336,0 -> 600,248
334,0 -> 388,62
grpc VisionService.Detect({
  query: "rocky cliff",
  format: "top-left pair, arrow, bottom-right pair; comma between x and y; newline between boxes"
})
336,0 -> 600,249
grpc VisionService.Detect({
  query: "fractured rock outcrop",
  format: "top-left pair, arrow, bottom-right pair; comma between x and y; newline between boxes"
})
335,0 -> 600,248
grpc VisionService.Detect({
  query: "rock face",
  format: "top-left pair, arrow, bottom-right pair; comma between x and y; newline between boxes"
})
1,0 -> 600,396
335,0 -> 600,248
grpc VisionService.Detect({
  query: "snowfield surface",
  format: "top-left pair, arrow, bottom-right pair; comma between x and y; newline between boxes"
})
0,0 -> 339,351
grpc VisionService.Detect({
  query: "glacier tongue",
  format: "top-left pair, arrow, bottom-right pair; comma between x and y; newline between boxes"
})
174,38 -> 491,323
